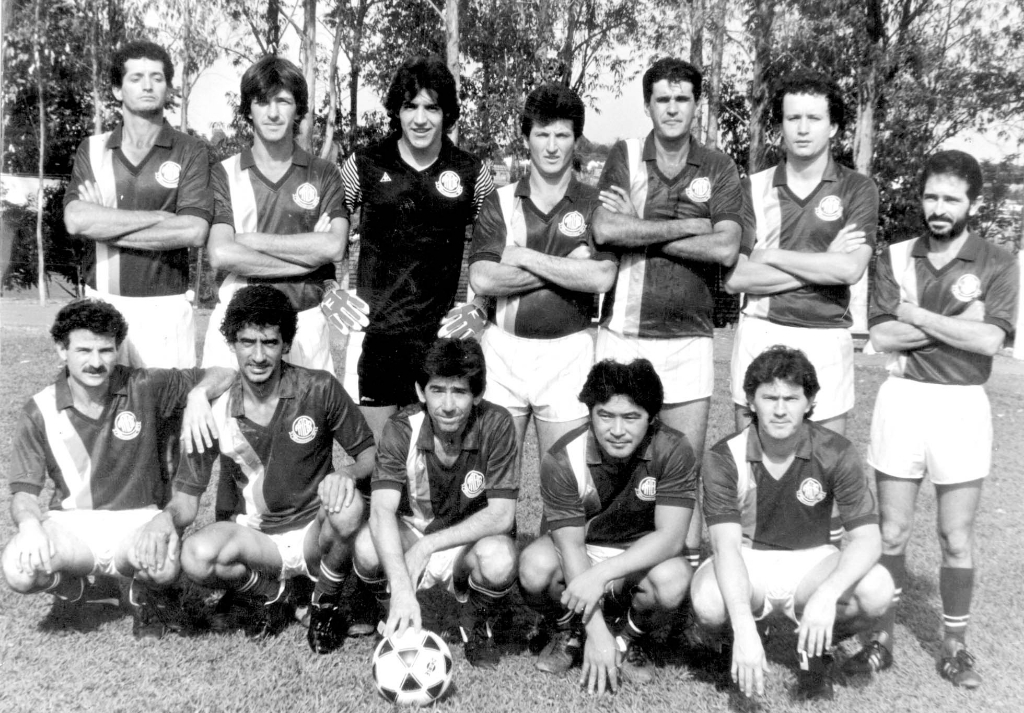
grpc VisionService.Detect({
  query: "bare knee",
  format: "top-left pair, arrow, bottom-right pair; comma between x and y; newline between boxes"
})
880,518 -> 913,554
851,564 -> 895,619
518,540 -> 561,595
636,559 -> 691,612
323,496 -> 365,541
180,531 -> 222,581
470,535 -> 517,588
352,524 -> 380,574
690,563 -> 728,628
937,525 -> 974,565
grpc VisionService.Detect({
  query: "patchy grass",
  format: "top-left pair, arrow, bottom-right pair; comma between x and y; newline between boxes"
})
2,307 -> 1024,712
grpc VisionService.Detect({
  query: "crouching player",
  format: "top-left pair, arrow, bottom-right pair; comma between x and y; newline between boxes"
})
165,285 -> 375,652
690,346 -> 893,700
352,339 -> 519,669
519,358 -> 697,694
3,299 -> 232,637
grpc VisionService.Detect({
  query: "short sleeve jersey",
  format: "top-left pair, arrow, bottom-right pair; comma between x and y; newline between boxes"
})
598,133 -> 744,339
64,121 -> 213,297
541,421 -> 697,546
741,159 -> 879,328
339,133 -> 495,336
371,400 -> 518,535
211,148 -> 347,311
703,422 -> 877,551
10,366 -> 202,511
869,233 -> 1018,385
174,363 -> 373,535
468,177 -> 615,338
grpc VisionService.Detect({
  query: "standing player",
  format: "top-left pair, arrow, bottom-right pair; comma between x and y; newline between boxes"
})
339,55 -> 494,441
64,40 -> 212,368
352,339 -> 519,669
202,56 -> 355,372
726,71 -> 876,437
691,346 -> 893,701
468,83 -> 616,462
592,57 -> 743,566
848,150 -> 1018,688
518,358 -> 697,694
2,299 -> 231,638
176,286 -> 375,652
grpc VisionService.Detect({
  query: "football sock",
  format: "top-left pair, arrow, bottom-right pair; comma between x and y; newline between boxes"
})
616,608 -> 646,644
353,561 -> 390,610
683,550 -> 701,570
829,514 -> 845,547
461,576 -> 514,628
45,572 -> 84,602
940,566 -> 973,645
312,562 -> 345,605
876,553 -> 906,646
237,569 -> 283,604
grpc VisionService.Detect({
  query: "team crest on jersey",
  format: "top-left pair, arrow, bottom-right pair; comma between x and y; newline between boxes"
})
436,171 -> 464,198
952,273 -> 982,302
292,182 -> 320,209
461,470 -> 485,498
112,411 -> 142,440
796,478 -> 826,506
635,476 -> 657,502
155,161 -> 181,188
814,195 -> 843,222
289,415 -> 318,444
685,177 -> 711,203
380,172 -> 392,183
558,211 -> 587,237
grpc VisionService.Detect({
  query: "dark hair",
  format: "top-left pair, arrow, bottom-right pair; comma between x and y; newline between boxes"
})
110,40 -> 174,88
220,285 -> 298,345
51,299 -> 129,348
921,150 -> 984,202
771,70 -> 845,131
579,359 -> 664,419
742,345 -> 819,422
417,338 -> 487,397
642,57 -> 703,104
384,55 -> 460,133
240,55 -> 309,132
521,83 -> 586,139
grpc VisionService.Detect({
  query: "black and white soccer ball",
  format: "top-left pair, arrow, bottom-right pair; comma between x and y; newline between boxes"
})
372,628 -> 454,706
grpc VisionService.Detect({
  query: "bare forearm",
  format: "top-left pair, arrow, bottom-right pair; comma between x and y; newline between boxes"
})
194,367 -> 235,399
340,447 -> 376,485
907,307 -> 1006,356
469,261 -> 545,296
162,492 -> 200,531
112,215 -> 208,250
235,230 -> 343,266
659,228 -> 741,266
714,547 -> 757,630
591,527 -> 685,584
208,239 -> 315,277
815,527 -> 880,603
65,201 -> 168,240
759,248 -> 868,286
11,492 -> 44,528
370,509 -> 415,597
593,207 -> 710,247
869,321 -> 934,351
511,250 -> 616,293
725,257 -> 804,295
420,502 -> 514,553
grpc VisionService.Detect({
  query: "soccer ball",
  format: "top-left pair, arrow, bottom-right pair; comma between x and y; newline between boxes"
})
372,628 -> 454,706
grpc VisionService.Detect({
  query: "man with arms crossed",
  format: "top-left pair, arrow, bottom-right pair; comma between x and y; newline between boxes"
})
519,358 -> 697,694
593,57 -> 743,567
691,345 -> 893,701
848,150 -> 1018,688
352,339 -> 519,669
172,286 -> 375,653
469,83 -> 616,462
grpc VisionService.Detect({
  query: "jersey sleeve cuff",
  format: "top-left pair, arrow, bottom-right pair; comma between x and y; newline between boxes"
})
173,482 -> 208,497
370,479 -> 404,492
485,488 -> 519,499
177,207 -> 213,222
655,495 -> 696,509
546,515 -> 586,531
867,314 -> 897,328
984,315 -> 1014,338
712,212 -> 743,226
467,251 -> 502,265
842,514 -> 879,531
345,436 -> 375,460
9,482 -> 43,497
705,513 -> 741,527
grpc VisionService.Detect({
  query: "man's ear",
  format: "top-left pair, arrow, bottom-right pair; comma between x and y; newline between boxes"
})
415,382 -> 426,404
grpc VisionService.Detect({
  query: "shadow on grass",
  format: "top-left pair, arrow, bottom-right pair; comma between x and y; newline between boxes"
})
897,572 -> 942,657
38,601 -> 125,634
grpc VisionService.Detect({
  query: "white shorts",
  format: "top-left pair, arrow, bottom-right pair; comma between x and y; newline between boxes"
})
46,507 -> 159,577
480,326 -> 592,422
730,316 -> 854,421
596,329 -> 713,403
583,544 -> 628,596
86,288 -> 195,368
868,377 -> 992,484
245,516 -> 318,580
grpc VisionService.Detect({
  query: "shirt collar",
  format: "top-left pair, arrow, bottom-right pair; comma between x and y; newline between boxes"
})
641,132 -> 706,168
772,157 -> 839,188
745,421 -> 812,462
586,420 -> 657,465
414,404 -> 483,453
239,146 -> 311,171
106,120 -> 175,150
228,362 -> 298,418
911,232 -> 981,262
513,175 -> 584,202
54,365 -> 130,410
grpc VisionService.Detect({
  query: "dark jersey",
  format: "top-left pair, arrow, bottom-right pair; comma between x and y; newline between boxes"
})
469,177 -> 614,338
371,400 -> 518,535
64,121 -> 213,296
869,233 -> 1018,385
10,366 -> 201,511
598,133 -> 744,339
340,133 -> 494,336
540,421 -> 697,546
211,148 -> 347,311
174,363 -> 373,535
703,422 -> 877,551
741,159 -> 879,328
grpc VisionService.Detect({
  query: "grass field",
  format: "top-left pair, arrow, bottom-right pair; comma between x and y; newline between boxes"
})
2,298 -> 1023,712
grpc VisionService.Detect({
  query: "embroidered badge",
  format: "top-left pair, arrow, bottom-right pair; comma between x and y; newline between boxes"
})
380,172 -> 392,183
289,415 -> 318,444
292,182 -> 320,209
635,476 -> 657,502
112,411 -> 142,440
814,195 -> 843,222
436,170 -> 464,198
155,161 -> 181,188
558,211 -> 587,237
796,478 -> 826,506
951,274 -> 982,302
461,470 -> 485,498
685,177 -> 711,203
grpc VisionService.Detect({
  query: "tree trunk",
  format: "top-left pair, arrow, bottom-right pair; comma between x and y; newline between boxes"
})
704,0 -> 726,149
853,0 -> 883,177
445,0 -> 460,144
180,0 -> 191,133
296,0 -> 316,151
91,0 -> 102,133
689,0 -> 705,142
34,0 -> 47,305
320,21 -> 345,161
747,0 -> 774,173
347,0 -> 369,153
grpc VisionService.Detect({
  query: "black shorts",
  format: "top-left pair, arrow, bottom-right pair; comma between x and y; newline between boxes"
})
358,331 -> 435,407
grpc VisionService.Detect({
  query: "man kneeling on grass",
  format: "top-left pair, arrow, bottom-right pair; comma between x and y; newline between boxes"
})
3,299 -> 232,638
172,285 -> 375,652
690,345 -> 893,701
518,358 -> 698,694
